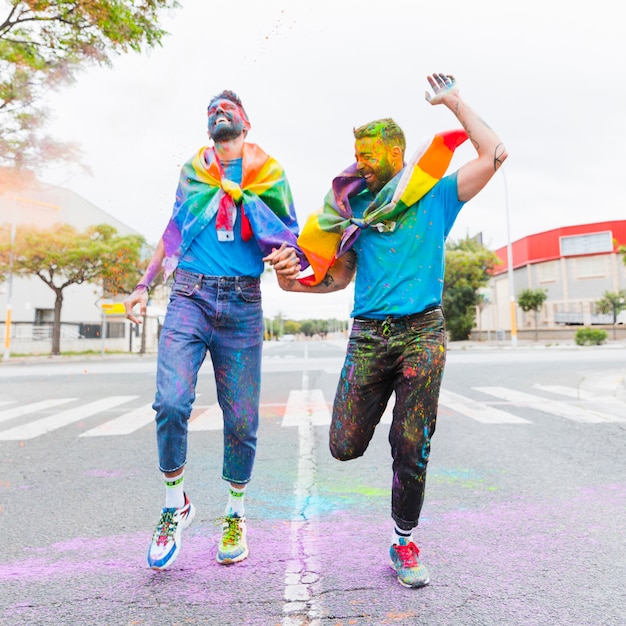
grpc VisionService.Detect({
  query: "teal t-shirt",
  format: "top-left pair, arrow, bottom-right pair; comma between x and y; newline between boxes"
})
178,158 -> 264,277
351,172 -> 465,319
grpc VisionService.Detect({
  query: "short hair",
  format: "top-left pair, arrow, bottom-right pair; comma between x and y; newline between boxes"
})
353,118 -> 406,154
209,89 -> 245,111
207,89 -> 250,131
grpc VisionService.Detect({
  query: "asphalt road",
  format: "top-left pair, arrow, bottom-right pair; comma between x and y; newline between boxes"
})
1,341 -> 625,626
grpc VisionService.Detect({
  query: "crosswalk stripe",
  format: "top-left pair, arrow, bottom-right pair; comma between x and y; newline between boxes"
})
531,384 -> 626,417
439,389 -> 531,424
188,404 -> 223,431
0,396 -> 138,440
79,403 -> 155,437
0,398 -> 76,425
475,387 -> 623,423
281,390 -> 331,427
1,384 -> 623,441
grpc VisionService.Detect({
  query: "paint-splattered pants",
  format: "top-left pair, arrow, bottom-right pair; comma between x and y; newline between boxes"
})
330,306 -> 446,530
153,269 -> 263,483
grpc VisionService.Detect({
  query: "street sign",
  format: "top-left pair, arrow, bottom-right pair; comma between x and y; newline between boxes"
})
100,302 -> 126,315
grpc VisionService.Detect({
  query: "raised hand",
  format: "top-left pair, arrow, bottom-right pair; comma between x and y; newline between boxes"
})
425,73 -> 458,105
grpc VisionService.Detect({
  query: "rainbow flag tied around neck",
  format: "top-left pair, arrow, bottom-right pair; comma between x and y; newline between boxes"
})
161,142 -> 303,278
297,129 -> 468,286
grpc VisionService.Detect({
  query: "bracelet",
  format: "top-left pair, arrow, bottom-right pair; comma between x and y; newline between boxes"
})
135,283 -> 151,293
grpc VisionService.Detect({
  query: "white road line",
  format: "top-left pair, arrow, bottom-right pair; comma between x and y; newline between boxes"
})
79,403 -> 155,437
283,343 -> 322,624
188,404 -> 223,431
281,390 -> 331,427
531,384 -> 626,418
0,396 -> 138,440
439,389 -> 531,424
475,386 -> 623,423
0,398 -> 77,425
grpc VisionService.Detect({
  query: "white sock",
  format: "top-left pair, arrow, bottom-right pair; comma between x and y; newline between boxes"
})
392,524 -> 413,546
164,472 -> 185,509
225,483 -> 246,517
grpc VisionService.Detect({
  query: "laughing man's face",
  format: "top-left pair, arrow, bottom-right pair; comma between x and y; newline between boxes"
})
354,137 -> 395,194
207,98 -> 247,142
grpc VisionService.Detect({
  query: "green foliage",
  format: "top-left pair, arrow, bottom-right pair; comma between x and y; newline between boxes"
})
517,288 -> 548,313
518,288 -> 548,340
595,289 -> 626,321
575,327 -> 608,346
0,0 -> 179,169
595,289 -> 626,339
443,236 -> 501,341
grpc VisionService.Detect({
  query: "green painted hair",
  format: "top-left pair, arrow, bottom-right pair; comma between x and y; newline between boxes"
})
353,118 -> 406,154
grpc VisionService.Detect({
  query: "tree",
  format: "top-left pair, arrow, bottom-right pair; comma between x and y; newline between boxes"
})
517,288 -> 548,340
595,289 -> 626,340
1,0 -> 179,170
443,237 -> 500,341
0,222 -> 145,355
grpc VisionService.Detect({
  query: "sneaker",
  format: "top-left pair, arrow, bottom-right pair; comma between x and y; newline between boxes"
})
216,515 -> 248,564
147,493 -> 195,570
389,537 -> 430,588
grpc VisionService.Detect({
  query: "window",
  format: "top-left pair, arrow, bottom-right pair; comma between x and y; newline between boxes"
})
575,255 -> 607,278
537,261 -> 558,283
34,308 -> 54,324
560,231 -> 613,256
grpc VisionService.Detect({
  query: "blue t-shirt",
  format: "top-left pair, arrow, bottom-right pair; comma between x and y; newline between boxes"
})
351,172 -> 465,319
178,158 -> 264,277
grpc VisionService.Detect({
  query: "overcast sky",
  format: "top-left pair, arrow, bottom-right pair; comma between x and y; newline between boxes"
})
41,0 -> 624,318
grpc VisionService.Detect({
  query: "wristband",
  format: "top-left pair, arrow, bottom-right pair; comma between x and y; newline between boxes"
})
135,283 -> 151,293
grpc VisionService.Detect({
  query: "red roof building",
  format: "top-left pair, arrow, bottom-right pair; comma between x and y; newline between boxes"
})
479,220 -> 626,333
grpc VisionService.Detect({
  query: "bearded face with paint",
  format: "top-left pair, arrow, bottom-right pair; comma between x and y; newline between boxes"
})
207,95 -> 250,142
354,119 -> 405,195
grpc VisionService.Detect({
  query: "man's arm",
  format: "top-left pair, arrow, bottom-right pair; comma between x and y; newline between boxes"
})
264,245 -> 356,293
123,237 -> 165,324
425,73 -> 508,202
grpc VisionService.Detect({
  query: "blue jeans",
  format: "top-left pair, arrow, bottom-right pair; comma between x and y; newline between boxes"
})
329,307 -> 447,530
153,269 -> 263,483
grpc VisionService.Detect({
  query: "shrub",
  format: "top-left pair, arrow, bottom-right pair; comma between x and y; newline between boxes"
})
575,327 -> 608,346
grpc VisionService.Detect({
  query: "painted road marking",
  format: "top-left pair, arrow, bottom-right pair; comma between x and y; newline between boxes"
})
0,398 -> 76,426
188,404 -> 223,431
80,403 -> 155,437
531,384 -> 626,419
475,386 -> 624,423
439,389 -> 531,424
0,396 -> 137,440
2,384 -> 625,441
283,344 -> 322,624
281,389 -> 331,427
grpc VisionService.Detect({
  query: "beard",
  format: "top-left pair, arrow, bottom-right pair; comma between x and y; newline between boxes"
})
209,118 -> 245,142
362,160 -> 395,194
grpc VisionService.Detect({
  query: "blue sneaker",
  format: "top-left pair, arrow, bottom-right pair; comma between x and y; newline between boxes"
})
389,537 -> 430,588
216,515 -> 248,564
147,493 -> 195,570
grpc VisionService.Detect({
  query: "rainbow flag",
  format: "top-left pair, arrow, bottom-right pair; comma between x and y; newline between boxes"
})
297,129 -> 468,286
161,143 -> 302,278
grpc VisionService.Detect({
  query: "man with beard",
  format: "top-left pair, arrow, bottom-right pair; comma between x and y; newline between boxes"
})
124,90 -> 301,570
265,73 -> 507,588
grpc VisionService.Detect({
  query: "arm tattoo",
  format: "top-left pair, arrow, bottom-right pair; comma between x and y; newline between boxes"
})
493,143 -> 506,171
344,250 -> 356,271
320,274 -> 336,289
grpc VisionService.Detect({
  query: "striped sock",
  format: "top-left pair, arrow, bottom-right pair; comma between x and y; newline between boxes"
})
392,524 -> 413,546
225,483 -> 246,517
164,472 -> 185,509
